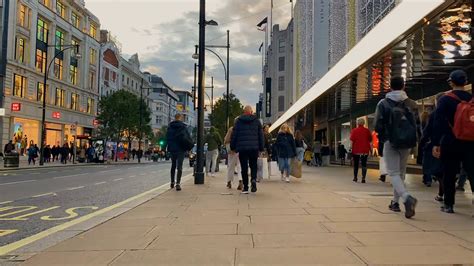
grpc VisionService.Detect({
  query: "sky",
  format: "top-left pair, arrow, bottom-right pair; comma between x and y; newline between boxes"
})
85,0 -> 292,107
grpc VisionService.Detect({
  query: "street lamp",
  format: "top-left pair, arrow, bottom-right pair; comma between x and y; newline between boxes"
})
138,78 -> 153,163
39,44 -> 80,166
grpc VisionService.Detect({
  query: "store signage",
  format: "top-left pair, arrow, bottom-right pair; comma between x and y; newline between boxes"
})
11,103 -> 21,112
265,78 -> 272,118
52,112 -> 61,119
0,108 -> 5,116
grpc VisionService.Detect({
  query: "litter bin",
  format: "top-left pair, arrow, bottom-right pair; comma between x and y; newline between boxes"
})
4,152 -> 20,168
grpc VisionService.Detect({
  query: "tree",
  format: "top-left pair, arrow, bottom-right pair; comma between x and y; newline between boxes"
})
208,93 -> 244,136
96,90 -> 152,152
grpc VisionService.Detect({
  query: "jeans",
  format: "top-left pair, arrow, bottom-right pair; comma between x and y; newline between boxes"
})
170,152 -> 185,185
384,141 -> 411,203
312,153 -> 322,166
239,150 -> 259,190
296,147 -> 305,162
353,154 -> 368,179
278,157 -> 291,176
457,167 -> 468,188
227,152 -> 241,183
206,149 -> 219,175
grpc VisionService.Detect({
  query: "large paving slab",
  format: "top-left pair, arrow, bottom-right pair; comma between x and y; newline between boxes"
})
253,233 -> 362,248
147,234 -> 253,249
323,221 -> 420,233
22,251 -> 123,266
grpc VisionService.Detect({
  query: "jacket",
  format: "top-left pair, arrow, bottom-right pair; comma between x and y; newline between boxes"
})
275,132 -> 296,158
374,90 -> 419,143
205,128 -> 222,151
350,126 -> 372,155
166,120 -> 191,153
230,114 -> 264,152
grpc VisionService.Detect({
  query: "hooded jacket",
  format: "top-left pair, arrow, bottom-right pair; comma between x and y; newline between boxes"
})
230,114 -> 264,152
275,132 -> 296,158
205,127 -> 222,151
374,90 -> 419,143
166,120 -> 191,153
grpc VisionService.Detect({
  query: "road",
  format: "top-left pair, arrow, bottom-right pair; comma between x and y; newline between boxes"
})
0,162 -> 193,247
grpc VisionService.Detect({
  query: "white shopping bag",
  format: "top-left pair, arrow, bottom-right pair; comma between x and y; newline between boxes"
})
269,161 -> 279,176
379,156 -> 387,176
257,158 -> 269,181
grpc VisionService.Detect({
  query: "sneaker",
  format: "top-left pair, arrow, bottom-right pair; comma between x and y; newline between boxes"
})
241,189 -> 249,194
170,183 -> 175,189
237,181 -> 243,190
425,182 -> 432,187
227,181 -> 232,189
441,204 -> 454,214
379,175 -> 386,182
404,196 -> 418,219
456,186 -> 465,192
361,178 -> 366,184
435,195 -> 444,202
211,173 -> 216,177
251,182 -> 257,193
176,184 -> 181,191
353,177 -> 358,183
388,201 -> 401,212
285,176 -> 290,183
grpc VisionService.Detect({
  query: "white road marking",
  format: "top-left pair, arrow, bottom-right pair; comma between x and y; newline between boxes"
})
0,180 -> 36,186
113,178 -> 124,181
53,173 -> 88,179
94,182 -> 107,185
32,192 -> 56,198
66,186 -> 85,191
0,201 -> 13,205
129,175 -> 136,178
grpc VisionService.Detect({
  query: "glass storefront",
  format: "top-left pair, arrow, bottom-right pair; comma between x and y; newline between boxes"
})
45,123 -> 62,146
12,118 -> 39,150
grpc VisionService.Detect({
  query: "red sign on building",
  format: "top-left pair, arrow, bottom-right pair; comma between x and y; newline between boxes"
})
11,103 -> 21,112
52,112 -> 61,119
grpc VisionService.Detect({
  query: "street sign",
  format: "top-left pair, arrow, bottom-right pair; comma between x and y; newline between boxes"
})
52,112 -> 61,119
11,103 -> 21,112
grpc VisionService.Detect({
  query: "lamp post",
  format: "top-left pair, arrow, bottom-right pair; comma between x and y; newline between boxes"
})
39,44 -> 80,166
138,78 -> 153,163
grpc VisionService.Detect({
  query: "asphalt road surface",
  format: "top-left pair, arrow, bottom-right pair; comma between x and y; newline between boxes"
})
0,162 -> 192,247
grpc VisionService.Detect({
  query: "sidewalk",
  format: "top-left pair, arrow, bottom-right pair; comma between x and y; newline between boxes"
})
21,165 -> 474,265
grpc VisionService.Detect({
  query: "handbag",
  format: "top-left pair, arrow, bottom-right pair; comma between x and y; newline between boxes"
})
290,158 -> 302,178
269,161 -> 279,176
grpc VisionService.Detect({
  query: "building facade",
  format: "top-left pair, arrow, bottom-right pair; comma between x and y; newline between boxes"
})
98,29 -> 121,97
146,74 -> 178,131
175,90 -> 196,129
2,0 -> 100,149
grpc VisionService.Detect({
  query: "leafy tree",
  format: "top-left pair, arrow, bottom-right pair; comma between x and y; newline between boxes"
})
96,90 -> 152,154
208,93 -> 244,136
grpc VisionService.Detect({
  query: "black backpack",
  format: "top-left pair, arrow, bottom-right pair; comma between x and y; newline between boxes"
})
383,99 -> 417,149
178,130 -> 194,151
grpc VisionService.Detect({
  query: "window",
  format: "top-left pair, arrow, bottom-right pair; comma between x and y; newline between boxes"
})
278,57 -> 285,72
278,76 -> 285,91
122,75 -> 125,83
70,93 -> 79,110
37,82 -> 48,102
18,4 -> 30,28
70,65 -> 78,85
54,58 -> 63,79
131,80 -> 134,87
89,24 -> 97,39
87,98 -> 94,114
89,48 -> 96,65
279,39 -> 286,53
39,0 -> 51,8
15,37 -> 26,63
13,74 -> 27,97
278,96 -> 285,112
127,77 -> 129,85
56,1 -> 66,18
55,88 -> 65,107
37,18 -> 48,43
89,71 -> 95,90
35,49 -> 47,73
55,29 -> 64,49
71,12 -> 80,28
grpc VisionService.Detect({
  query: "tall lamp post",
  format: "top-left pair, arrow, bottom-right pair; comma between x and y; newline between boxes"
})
39,44 -> 81,166
138,78 -> 153,163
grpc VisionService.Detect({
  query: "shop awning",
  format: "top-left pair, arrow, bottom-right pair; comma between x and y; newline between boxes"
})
270,0 -> 450,132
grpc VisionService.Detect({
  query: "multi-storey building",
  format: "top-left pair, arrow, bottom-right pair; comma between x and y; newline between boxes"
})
98,29 -> 120,97
175,90 -> 196,130
146,74 -> 178,131
1,0 -> 100,149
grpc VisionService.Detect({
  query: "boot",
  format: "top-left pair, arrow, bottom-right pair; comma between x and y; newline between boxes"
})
237,180 -> 243,190
227,181 -> 232,189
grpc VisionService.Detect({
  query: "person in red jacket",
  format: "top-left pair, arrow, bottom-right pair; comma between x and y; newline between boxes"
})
350,119 -> 372,183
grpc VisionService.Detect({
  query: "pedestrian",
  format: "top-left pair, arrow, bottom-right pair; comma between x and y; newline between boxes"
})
374,76 -> 418,218
132,148 -> 137,160
61,143 -> 69,164
44,145 -> 51,163
27,144 -> 37,165
312,140 -> 322,166
21,136 -> 27,156
230,105 -> 264,194
263,124 -> 273,158
338,142 -> 347,166
432,70 -> 474,214
294,130 -> 306,162
350,119 -> 372,183
204,127 -> 222,177
304,148 -> 313,166
275,123 -> 297,183
4,140 -> 14,154
166,113 -> 193,191
224,125 -> 242,190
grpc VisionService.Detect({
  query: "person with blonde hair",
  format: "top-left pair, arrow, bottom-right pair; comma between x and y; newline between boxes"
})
224,124 -> 242,190
275,123 -> 296,182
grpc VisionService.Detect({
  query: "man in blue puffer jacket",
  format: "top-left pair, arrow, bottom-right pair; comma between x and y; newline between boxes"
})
230,105 -> 264,194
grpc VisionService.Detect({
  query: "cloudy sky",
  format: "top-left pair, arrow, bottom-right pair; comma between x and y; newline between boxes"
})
86,0 -> 292,107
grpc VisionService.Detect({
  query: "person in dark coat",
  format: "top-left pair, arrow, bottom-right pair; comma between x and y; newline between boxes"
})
44,145 -> 51,163
275,123 -> 296,183
230,105 -> 264,194
166,113 -> 193,191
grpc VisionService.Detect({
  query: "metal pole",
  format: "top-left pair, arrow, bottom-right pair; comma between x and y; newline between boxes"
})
39,46 -> 48,166
193,45 -> 198,110
210,76 -> 213,115
138,78 -> 143,163
226,30 -> 230,132
195,0 -> 206,184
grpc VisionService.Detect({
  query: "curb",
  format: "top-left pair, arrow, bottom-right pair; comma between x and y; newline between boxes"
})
0,161 -> 160,172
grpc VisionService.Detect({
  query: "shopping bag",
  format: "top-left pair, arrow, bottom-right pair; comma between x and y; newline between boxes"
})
290,159 -> 302,178
379,156 -> 387,176
257,158 -> 269,181
269,161 -> 279,176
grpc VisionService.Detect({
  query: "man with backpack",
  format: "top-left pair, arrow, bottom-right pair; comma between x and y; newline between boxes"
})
166,113 -> 194,191
432,70 -> 474,214
374,77 -> 418,218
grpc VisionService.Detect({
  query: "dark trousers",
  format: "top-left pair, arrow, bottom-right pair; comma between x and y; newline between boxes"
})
441,141 -> 474,207
238,150 -> 259,190
353,154 -> 368,179
170,152 -> 185,185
